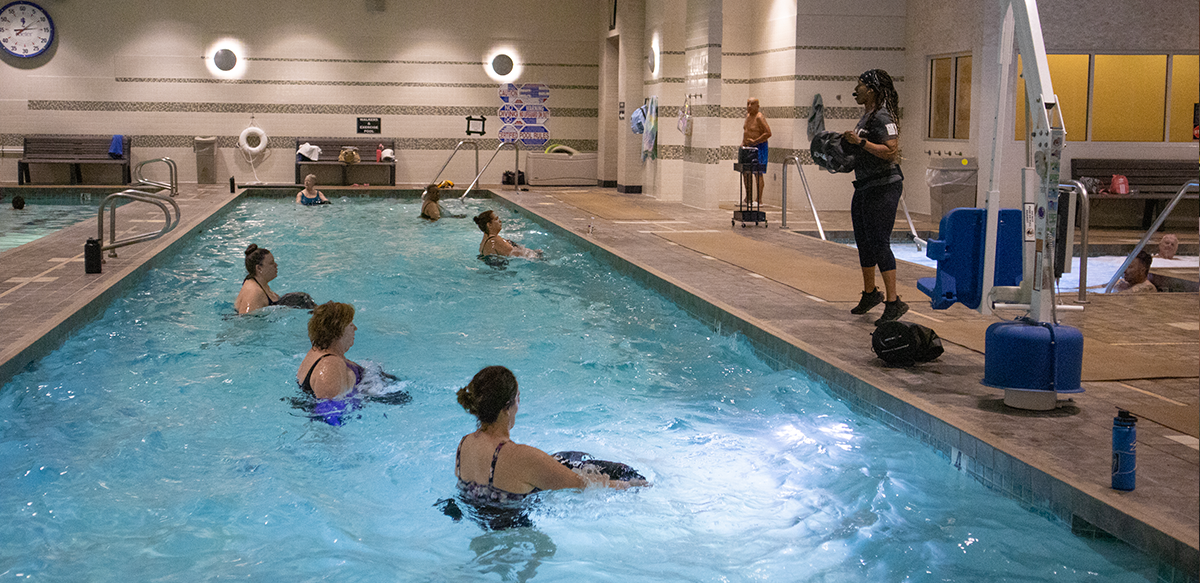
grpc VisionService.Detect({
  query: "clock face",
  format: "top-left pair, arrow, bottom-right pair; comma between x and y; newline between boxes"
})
0,1 -> 54,58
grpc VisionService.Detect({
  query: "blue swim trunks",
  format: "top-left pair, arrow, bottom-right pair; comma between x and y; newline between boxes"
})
754,141 -> 768,174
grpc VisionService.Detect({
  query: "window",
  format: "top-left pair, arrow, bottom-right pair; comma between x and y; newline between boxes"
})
1016,53 -> 1196,142
928,54 -> 972,140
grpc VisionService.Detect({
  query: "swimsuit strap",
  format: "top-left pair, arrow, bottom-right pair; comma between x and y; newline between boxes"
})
300,354 -> 333,395
489,441 -> 507,488
455,435 -> 467,478
245,275 -> 277,306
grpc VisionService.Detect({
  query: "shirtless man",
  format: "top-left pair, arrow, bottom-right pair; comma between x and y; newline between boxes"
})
741,97 -> 772,206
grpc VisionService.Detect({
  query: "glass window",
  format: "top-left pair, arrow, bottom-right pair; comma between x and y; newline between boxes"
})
1015,54 -> 1089,141
1169,55 -> 1199,142
928,54 -> 971,140
1091,54 -> 1166,142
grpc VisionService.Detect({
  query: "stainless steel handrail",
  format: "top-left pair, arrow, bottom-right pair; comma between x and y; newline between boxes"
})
898,195 -> 925,251
1103,180 -> 1198,293
460,142 -> 520,200
780,155 -> 824,239
133,157 -> 178,197
1058,180 -> 1090,303
425,141 -> 481,197
97,188 -> 181,257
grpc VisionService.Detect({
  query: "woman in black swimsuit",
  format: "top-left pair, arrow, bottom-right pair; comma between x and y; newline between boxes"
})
455,366 -> 640,508
296,301 -> 364,400
235,244 -> 280,314
473,210 -> 542,258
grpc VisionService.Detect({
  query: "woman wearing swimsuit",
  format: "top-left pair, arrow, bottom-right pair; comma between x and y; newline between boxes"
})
296,301 -> 364,400
455,366 -> 641,507
235,244 -> 280,314
473,210 -> 542,259
296,174 -> 331,206
420,183 -> 443,221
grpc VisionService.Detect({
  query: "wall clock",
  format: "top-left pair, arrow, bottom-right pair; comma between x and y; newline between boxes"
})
0,1 -> 55,58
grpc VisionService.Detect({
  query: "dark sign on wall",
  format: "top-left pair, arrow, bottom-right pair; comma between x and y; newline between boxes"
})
357,117 -> 381,134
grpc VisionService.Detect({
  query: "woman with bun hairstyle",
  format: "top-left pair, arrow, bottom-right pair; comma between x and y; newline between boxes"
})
454,366 -> 641,506
473,210 -> 542,259
235,244 -> 280,314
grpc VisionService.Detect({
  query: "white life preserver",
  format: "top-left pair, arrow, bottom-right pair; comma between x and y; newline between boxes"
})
239,126 -> 268,155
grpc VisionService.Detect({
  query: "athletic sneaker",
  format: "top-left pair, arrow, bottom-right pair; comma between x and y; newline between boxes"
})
850,288 -> 884,315
875,298 -> 909,325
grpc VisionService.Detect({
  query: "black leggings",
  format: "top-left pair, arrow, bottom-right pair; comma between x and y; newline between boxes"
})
851,180 -> 903,272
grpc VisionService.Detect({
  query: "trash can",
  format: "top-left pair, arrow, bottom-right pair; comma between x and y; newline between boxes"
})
926,157 -> 978,220
194,136 -> 218,184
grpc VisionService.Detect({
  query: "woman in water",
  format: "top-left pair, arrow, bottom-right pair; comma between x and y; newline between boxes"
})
455,365 -> 642,507
843,69 -> 907,325
420,184 -> 443,221
295,174 -> 330,206
473,210 -> 542,258
235,244 -> 280,313
297,301 -> 363,400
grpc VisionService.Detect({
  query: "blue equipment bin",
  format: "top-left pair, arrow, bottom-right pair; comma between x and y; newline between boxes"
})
982,320 -> 1083,393
917,208 -> 1023,310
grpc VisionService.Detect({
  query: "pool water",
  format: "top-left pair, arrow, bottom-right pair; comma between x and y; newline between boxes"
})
0,197 -> 1155,581
0,196 -> 103,253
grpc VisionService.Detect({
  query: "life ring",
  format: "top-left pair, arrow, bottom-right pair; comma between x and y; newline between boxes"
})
239,126 -> 268,155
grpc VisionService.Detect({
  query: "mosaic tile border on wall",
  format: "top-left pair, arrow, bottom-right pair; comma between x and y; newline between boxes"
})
27,101 -> 598,118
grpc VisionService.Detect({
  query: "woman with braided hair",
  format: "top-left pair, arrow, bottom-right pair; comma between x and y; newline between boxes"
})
843,68 -> 908,325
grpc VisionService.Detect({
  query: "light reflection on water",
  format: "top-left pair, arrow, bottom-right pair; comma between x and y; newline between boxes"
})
0,197 -> 1155,581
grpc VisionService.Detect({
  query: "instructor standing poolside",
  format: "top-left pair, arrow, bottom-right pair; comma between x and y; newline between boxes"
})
844,69 -> 907,325
741,98 -> 772,206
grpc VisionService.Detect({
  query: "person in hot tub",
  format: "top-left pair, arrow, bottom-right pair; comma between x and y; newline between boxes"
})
473,210 -> 542,259
235,244 -> 317,314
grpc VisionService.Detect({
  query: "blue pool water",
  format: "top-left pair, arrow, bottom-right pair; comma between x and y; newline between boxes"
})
0,196 -> 104,252
0,197 -> 1154,581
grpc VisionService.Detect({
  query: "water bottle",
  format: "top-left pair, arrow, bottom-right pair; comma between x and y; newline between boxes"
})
84,238 -> 102,274
376,144 -> 383,162
1111,409 -> 1137,491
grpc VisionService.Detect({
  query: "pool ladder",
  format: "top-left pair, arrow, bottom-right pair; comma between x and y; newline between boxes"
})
423,140 -> 521,201
133,157 -> 179,197
95,188 -> 181,259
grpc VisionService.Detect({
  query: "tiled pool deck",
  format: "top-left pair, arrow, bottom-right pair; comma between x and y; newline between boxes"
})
1,184 -> 1196,580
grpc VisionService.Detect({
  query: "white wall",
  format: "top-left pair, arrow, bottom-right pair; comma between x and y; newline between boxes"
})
0,0 -> 601,186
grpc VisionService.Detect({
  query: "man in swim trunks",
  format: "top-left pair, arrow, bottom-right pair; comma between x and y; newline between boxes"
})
741,97 -> 772,206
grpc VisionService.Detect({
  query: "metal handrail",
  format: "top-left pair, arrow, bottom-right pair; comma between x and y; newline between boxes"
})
424,140 -> 480,196
898,196 -> 925,251
1104,180 -> 1199,293
133,157 -> 178,197
460,141 -> 520,200
1058,180 -> 1090,303
97,188 -> 181,257
780,155 -> 824,239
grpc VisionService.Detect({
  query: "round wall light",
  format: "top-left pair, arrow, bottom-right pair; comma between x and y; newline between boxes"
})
484,47 -> 522,83
213,48 -> 237,71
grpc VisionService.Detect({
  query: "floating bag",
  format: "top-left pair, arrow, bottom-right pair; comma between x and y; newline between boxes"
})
1109,174 -> 1130,195
338,146 -> 361,164
809,131 -> 856,174
872,320 -> 944,367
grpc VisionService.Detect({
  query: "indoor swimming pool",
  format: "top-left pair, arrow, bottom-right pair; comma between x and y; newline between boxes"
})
0,196 -> 1156,581
0,195 -> 107,253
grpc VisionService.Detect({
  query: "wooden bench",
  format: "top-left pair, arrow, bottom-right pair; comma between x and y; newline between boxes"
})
295,138 -> 395,186
18,135 -> 132,185
1070,158 -> 1198,229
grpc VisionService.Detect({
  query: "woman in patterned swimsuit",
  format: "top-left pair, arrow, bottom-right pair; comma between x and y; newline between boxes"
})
454,366 -> 640,507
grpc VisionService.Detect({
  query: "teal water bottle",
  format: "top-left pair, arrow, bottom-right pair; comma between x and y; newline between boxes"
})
1111,410 -> 1137,491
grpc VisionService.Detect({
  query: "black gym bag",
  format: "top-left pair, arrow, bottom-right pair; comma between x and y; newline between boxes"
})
872,320 -> 944,366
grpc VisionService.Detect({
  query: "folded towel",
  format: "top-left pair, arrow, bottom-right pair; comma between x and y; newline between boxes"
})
108,135 -> 125,159
296,142 -> 322,161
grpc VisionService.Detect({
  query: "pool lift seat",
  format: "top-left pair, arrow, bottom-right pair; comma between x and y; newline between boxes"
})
918,0 -> 1083,411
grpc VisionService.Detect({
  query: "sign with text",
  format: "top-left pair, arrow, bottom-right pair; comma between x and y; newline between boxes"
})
357,117 -> 381,134
498,83 -> 552,144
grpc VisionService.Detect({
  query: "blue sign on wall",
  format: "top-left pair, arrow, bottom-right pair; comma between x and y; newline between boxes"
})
518,125 -> 549,147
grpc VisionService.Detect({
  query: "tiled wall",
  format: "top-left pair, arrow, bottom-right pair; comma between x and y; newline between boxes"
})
0,0 -> 602,187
